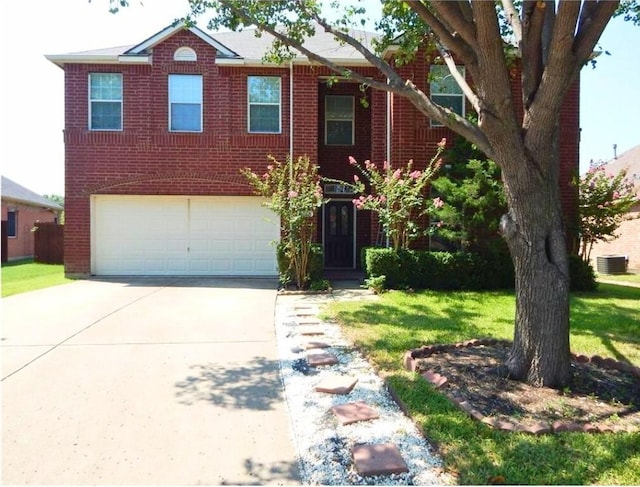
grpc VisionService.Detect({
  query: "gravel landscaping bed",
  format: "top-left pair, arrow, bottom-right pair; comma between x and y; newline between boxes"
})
275,292 -> 452,485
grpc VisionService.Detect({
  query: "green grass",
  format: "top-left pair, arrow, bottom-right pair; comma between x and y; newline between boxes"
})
597,272 -> 640,285
327,285 -> 640,485
2,259 -> 72,297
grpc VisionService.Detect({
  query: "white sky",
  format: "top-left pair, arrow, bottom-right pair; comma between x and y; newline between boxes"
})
1,0 -> 638,197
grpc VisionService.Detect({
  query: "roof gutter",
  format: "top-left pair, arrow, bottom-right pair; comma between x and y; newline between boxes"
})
44,54 -> 151,68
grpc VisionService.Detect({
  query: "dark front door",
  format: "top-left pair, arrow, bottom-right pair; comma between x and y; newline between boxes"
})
324,201 -> 354,268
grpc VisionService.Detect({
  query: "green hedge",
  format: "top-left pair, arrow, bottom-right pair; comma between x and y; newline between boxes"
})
568,254 -> 598,292
363,248 -> 596,292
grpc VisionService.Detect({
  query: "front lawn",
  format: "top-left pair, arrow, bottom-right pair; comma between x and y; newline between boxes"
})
597,272 -> 640,285
327,284 -> 640,485
2,259 -> 71,297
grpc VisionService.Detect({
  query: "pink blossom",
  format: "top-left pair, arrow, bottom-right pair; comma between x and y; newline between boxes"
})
348,156 -> 357,165
267,165 -> 274,171
432,197 -> 445,208
392,169 -> 402,179
437,138 -> 447,149
262,173 -> 269,179
383,161 -> 390,171
436,221 -> 443,228
364,160 -> 375,171
288,190 -> 298,198
378,195 -> 386,203
353,174 -> 360,182
613,191 -> 620,199
409,170 -> 421,179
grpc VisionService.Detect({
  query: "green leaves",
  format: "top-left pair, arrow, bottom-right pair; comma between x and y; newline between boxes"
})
576,166 -> 638,261
241,155 -> 326,289
342,140 -> 446,251
430,138 -> 507,254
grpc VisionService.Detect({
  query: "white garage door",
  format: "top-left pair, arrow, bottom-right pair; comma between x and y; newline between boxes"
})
92,195 -> 279,276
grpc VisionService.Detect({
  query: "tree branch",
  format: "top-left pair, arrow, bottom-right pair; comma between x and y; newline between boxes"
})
440,48 -> 482,114
408,0 -> 478,70
430,0 -> 478,48
521,1 -> 546,107
212,0 -> 404,92
471,0 -> 521,138
501,0 -> 523,44
574,0 -> 620,64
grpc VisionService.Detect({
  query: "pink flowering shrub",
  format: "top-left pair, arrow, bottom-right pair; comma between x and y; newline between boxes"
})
576,165 -> 637,262
339,139 -> 446,250
242,155 -> 325,288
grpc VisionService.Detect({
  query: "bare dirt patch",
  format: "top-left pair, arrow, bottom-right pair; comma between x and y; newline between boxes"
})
413,341 -> 640,432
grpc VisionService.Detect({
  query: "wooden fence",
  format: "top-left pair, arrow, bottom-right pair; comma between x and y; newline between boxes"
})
34,223 -> 64,264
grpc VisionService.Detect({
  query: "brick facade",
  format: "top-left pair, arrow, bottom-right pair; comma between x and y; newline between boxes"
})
58,27 -> 580,276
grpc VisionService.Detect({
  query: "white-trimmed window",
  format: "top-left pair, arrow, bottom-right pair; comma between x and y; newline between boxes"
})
89,73 -> 122,130
7,209 -> 17,237
429,65 -> 465,127
325,95 -> 354,145
169,74 -> 203,132
248,76 -> 281,133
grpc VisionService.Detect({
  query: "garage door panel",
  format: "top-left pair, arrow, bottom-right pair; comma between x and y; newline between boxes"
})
93,196 -> 278,276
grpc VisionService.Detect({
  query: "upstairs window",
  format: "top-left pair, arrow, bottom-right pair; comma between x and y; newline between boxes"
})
248,76 -> 281,133
169,74 -> 202,132
429,65 -> 465,127
7,209 -> 17,237
325,95 -> 354,145
89,73 -> 122,130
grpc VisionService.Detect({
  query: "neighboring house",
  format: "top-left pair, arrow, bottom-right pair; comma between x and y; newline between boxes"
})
1,176 -> 63,262
46,23 -> 579,277
588,145 -> 640,272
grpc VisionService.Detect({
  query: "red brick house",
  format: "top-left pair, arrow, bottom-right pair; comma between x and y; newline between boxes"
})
1,176 -> 63,262
46,23 -> 579,277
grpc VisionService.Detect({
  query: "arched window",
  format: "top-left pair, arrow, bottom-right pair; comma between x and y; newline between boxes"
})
173,47 -> 197,62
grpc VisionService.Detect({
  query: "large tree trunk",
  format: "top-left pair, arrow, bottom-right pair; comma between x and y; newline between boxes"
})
498,133 -> 571,388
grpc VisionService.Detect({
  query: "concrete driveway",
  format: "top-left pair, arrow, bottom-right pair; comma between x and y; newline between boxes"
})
2,278 -> 300,485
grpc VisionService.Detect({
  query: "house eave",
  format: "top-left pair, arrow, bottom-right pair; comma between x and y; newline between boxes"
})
216,56 -> 372,66
2,196 -> 63,212
45,54 -> 151,68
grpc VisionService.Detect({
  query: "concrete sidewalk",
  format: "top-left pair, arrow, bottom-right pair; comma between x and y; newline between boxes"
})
2,278 -> 300,485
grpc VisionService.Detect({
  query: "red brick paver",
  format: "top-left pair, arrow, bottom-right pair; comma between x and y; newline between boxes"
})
315,375 -> 358,394
352,443 -> 409,477
307,351 -> 339,367
331,401 -> 379,425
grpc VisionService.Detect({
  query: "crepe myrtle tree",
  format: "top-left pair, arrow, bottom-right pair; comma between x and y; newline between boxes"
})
108,0 -> 637,388
242,155 -> 325,290
576,165 -> 638,263
340,139 -> 446,251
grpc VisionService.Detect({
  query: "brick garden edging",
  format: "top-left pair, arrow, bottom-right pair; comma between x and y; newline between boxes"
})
403,339 -> 640,435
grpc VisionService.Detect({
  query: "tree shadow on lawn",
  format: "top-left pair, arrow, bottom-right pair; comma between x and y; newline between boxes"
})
570,287 -> 640,365
331,291 -> 514,352
175,357 -> 283,410
390,374 -> 640,485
